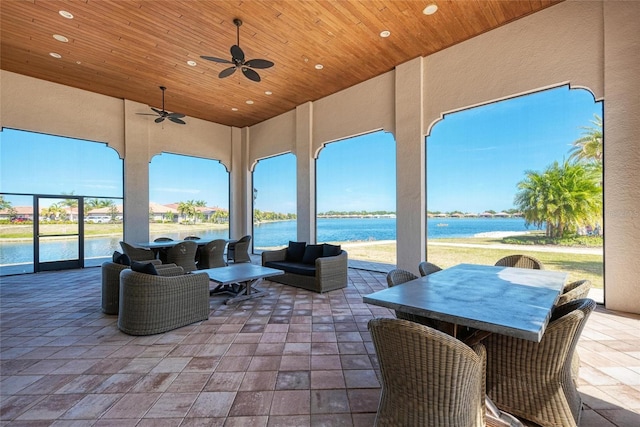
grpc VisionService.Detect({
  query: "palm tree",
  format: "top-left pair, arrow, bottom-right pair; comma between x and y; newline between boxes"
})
568,114 -> 602,166
515,160 -> 602,238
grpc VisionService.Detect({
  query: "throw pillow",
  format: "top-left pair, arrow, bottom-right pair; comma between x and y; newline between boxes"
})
112,251 -> 131,266
131,261 -> 158,275
322,243 -> 342,257
302,244 -> 324,265
286,241 -> 307,262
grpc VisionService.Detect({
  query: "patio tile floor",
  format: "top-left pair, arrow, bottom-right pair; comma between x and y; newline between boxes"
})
1,264 -> 639,426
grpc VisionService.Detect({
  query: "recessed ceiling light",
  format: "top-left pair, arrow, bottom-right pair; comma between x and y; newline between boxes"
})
380,30 -> 391,38
76,61 -> 82,65
315,64 -> 324,70
231,107 -> 238,112
423,4 -> 438,15
246,100 -> 254,105
49,52 -> 62,59
53,34 -> 69,42
187,60 -> 197,66
59,10 -> 74,19
264,91 -> 272,95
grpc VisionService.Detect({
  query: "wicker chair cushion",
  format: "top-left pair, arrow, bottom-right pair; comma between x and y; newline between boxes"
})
112,251 -> 131,266
131,261 -> 158,275
322,243 -> 341,257
302,244 -> 324,264
264,260 -> 316,277
286,241 -> 306,262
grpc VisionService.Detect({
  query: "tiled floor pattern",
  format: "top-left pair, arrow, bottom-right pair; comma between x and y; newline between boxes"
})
1,266 -> 639,426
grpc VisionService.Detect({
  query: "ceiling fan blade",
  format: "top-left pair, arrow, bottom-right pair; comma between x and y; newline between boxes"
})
169,117 -> 186,125
167,112 -> 185,119
200,55 -> 234,64
137,112 -> 158,116
151,107 -> 164,115
231,45 -> 245,63
219,67 -> 237,78
242,67 -> 261,82
155,117 -> 165,123
245,59 -> 274,69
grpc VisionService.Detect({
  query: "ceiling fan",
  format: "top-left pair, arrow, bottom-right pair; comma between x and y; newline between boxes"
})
200,18 -> 274,82
137,86 -> 186,124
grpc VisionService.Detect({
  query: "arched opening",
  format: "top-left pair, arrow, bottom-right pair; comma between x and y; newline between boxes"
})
426,86 -> 603,300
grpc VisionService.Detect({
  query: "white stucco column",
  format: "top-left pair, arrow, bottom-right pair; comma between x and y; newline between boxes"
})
602,1 -> 640,312
229,126 -> 249,239
295,102 -> 316,244
123,100 -> 150,244
395,58 -> 425,274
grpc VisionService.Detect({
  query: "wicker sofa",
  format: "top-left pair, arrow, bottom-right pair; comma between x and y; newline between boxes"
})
118,267 -> 210,335
261,242 -> 348,293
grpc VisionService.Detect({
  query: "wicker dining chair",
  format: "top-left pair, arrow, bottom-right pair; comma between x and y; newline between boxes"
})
418,261 -> 442,277
198,239 -> 228,269
166,240 -> 198,273
119,241 -> 157,262
227,235 -> 252,263
494,254 -> 544,269
386,269 -> 436,328
368,318 -> 487,427
484,298 -> 596,427
557,280 -> 592,306
153,237 -> 173,263
184,236 -> 201,240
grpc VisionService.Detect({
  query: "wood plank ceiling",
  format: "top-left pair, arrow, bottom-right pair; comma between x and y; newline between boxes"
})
1,0 -> 561,128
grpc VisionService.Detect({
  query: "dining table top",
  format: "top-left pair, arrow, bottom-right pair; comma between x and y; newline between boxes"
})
363,263 -> 568,342
136,239 -> 221,249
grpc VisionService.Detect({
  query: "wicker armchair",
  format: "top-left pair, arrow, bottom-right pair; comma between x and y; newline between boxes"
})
101,260 -> 169,314
120,241 -> 157,262
197,239 -> 227,269
418,261 -> 442,276
386,269 -> 436,327
494,254 -> 544,269
118,267 -> 210,335
557,280 -> 592,306
484,298 -> 596,427
368,318 -> 487,426
227,235 -> 251,263
166,240 -> 198,273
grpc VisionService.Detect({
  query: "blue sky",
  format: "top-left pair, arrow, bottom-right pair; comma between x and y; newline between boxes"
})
1,85 -> 602,213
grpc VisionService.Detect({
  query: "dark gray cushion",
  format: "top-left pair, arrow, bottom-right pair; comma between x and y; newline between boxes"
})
322,244 -> 341,257
302,244 -> 324,265
286,241 -> 306,262
265,261 -> 316,277
131,261 -> 158,275
112,251 -> 131,266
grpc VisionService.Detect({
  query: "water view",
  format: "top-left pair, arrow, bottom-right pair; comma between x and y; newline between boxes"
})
0,217 -> 533,268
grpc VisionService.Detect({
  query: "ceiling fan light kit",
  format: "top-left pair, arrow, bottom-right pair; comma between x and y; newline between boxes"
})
200,18 -> 274,82
137,86 -> 186,125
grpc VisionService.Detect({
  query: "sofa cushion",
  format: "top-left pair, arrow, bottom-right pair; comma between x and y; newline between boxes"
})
286,241 -> 307,262
322,244 -> 342,257
302,244 -> 324,265
265,260 -> 316,277
131,261 -> 158,275
112,251 -> 131,266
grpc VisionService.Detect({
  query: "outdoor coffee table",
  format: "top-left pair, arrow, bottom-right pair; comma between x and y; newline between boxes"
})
199,264 -> 283,304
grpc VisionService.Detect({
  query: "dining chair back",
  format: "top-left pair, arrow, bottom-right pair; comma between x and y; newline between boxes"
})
119,241 -> 156,262
484,298 -> 596,427
154,237 -> 173,242
184,236 -> 201,240
368,318 -> 486,427
557,280 -> 592,306
166,241 -> 198,273
227,235 -> 252,263
494,254 -> 544,269
418,261 -> 442,277
386,269 -> 435,328
198,239 -> 228,269
153,237 -> 173,263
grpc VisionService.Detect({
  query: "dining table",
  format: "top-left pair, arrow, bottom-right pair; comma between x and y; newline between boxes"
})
364,263 -> 568,427
363,263 -> 568,343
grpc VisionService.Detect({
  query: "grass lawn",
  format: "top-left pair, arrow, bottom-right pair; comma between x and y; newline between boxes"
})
344,240 -> 603,289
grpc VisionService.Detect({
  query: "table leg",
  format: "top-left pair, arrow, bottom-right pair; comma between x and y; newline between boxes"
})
223,278 -> 268,304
